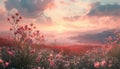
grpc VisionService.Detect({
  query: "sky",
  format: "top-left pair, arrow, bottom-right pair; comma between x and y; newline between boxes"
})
0,0 -> 120,45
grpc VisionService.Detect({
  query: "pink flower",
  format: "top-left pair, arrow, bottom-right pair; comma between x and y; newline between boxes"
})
31,49 -> 35,54
49,53 -> 53,58
101,60 -> 107,67
56,54 -> 61,58
0,59 -> 3,63
7,51 -> 14,56
107,36 -> 113,41
36,57 -> 40,63
37,67 -> 41,69
5,62 -> 9,67
49,59 -> 55,67
94,62 -> 100,68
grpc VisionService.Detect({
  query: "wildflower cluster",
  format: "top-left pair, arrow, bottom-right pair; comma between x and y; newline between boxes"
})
8,12 -> 45,45
105,30 -> 120,46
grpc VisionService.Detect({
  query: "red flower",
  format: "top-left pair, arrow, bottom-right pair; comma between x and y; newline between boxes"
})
30,23 -> 33,26
33,26 -> 36,29
19,16 -> 22,19
14,32 -> 17,35
7,18 -> 10,21
25,25 -> 28,29
15,13 -> 19,16
30,35 -> 34,38
36,57 -> 40,63
20,26 -> 24,30
12,16 -> 15,19
28,28 -> 31,30
31,49 -> 35,54
37,30 -> 39,33
16,19 -> 20,22
41,35 -> 44,38
10,28 -> 12,31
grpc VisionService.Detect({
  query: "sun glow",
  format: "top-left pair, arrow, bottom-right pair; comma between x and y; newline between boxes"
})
56,25 -> 67,33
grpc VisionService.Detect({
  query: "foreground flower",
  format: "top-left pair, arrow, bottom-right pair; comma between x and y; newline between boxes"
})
101,60 -> 107,67
31,49 -> 36,54
15,13 -> 19,16
7,51 -> 14,56
49,59 -> 55,67
94,62 -> 100,68
56,53 -> 62,58
37,67 -> 41,69
36,57 -> 41,63
5,62 -> 10,67
49,53 -> 53,58
0,59 -> 3,63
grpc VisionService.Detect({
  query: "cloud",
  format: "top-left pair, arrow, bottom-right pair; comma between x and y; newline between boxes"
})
63,2 -> 120,22
63,16 -> 80,21
36,15 -> 53,23
88,2 -> 120,16
5,0 -> 54,18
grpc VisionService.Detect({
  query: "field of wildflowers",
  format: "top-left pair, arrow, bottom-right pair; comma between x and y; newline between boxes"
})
0,13 -> 120,69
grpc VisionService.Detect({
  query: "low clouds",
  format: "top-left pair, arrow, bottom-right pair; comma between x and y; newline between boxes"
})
5,0 -> 54,18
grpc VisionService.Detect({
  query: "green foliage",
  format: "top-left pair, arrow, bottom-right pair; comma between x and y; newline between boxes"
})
9,45 -> 38,69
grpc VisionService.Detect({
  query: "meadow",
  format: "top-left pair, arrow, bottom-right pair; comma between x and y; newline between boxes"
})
0,13 -> 120,69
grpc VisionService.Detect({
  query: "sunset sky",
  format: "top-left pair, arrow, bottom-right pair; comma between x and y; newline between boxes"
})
0,0 -> 120,44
